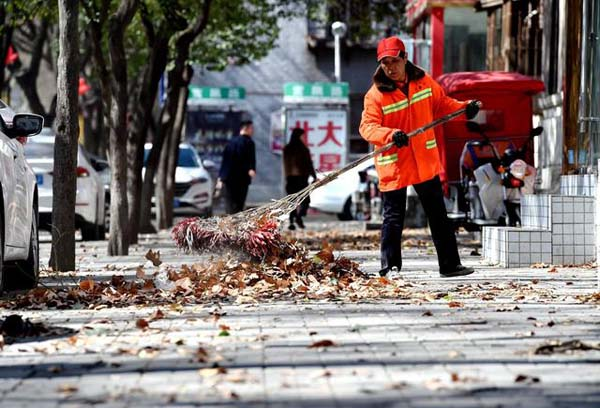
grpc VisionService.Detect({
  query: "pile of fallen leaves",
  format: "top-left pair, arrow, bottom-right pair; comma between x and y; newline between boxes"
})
0,243 -> 421,310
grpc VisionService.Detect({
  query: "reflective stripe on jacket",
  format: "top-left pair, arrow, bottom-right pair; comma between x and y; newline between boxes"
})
359,65 -> 466,192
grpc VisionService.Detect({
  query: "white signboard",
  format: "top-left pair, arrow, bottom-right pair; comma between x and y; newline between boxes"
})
285,109 -> 347,171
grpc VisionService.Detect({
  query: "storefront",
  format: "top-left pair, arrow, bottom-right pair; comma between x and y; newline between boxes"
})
279,82 -> 350,172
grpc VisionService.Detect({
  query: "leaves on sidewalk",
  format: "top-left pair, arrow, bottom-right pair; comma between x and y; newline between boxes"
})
514,374 -> 540,384
308,339 -> 337,348
145,249 -> 162,266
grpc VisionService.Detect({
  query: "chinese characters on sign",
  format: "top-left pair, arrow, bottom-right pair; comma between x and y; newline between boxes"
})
286,109 -> 347,171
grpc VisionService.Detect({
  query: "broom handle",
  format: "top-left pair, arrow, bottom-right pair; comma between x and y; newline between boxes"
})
309,105 -> 469,191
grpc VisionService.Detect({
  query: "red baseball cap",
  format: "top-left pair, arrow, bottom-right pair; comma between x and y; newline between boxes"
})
377,37 -> 406,62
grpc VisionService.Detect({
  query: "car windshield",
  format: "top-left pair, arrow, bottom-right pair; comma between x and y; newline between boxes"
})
24,143 -> 54,158
143,147 -> 201,168
178,148 -> 200,168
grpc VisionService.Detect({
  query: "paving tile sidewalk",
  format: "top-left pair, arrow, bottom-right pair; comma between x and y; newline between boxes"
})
1,228 -> 599,407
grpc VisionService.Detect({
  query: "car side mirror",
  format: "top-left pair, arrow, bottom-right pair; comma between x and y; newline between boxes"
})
202,159 -> 215,169
9,114 -> 44,138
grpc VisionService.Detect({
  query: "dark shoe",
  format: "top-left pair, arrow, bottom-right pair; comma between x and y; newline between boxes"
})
296,218 -> 305,229
288,223 -> 296,231
440,265 -> 474,277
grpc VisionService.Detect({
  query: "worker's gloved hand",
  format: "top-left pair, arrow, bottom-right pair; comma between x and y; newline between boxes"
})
466,100 -> 481,119
392,130 -> 409,148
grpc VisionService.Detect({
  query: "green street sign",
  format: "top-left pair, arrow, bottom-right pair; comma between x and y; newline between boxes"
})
283,82 -> 349,104
188,86 -> 246,105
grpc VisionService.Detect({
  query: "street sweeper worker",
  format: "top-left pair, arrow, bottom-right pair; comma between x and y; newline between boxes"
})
217,120 -> 256,214
359,36 -> 480,278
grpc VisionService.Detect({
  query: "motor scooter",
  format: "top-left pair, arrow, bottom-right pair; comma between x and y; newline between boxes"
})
447,122 -> 543,229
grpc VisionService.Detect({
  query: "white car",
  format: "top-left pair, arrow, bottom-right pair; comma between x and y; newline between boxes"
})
24,129 -> 106,241
0,100 -> 43,292
309,159 -> 377,220
144,143 -> 213,216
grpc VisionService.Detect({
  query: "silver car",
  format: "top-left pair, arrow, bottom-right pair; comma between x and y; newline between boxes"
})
0,99 -> 43,292
24,129 -> 106,241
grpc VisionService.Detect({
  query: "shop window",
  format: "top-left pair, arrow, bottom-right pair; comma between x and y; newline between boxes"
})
443,8 -> 486,73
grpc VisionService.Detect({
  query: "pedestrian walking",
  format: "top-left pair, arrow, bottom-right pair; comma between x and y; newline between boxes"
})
359,36 -> 480,277
283,127 -> 316,230
217,120 -> 256,214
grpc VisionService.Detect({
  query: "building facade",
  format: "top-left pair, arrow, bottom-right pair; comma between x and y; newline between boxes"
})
479,0 -> 600,192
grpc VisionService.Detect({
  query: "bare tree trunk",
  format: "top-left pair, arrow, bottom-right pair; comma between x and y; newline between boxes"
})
50,0 -> 79,271
127,35 -> 168,243
152,1 -> 212,229
140,105 -> 170,233
14,18 -> 52,118
156,118 -> 174,229
106,0 -> 138,256
81,92 -> 105,156
157,65 -> 192,229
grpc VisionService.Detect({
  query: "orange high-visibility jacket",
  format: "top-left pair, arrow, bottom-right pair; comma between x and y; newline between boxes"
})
360,63 -> 466,192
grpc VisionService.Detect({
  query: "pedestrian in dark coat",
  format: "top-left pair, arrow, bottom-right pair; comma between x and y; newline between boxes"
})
217,120 -> 256,214
283,128 -> 316,230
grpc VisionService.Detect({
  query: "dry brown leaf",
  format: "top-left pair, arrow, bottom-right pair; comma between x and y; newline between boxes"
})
150,309 -> 165,321
548,267 -> 557,273
196,347 -> 209,362
515,374 -> 540,383
145,249 -> 162,266
79,279 -> 95,291
448,301 -> 464,308
57,384 -> 78,394
199,367 -> 227,377
136,319 -> 149,331
136,267 -> 146,279
308,339 -> 337,348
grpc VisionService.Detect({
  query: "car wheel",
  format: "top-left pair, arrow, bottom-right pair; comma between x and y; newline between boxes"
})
9,211 -> 39,289
337,197 -> 354,221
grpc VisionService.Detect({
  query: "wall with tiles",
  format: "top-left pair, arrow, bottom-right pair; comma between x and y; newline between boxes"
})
482,175 -> 597,267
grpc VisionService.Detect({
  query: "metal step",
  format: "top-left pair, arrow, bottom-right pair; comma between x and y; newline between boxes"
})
471,218 -> 498,226
447,212 -> 466,220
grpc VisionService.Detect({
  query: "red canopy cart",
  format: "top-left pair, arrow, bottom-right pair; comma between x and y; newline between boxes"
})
435,71 -> 545,187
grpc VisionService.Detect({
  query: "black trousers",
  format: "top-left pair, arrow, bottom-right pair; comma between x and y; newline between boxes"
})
224,182 -> 249,214
381,176 -> 460,272
286,176 -> 309,223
